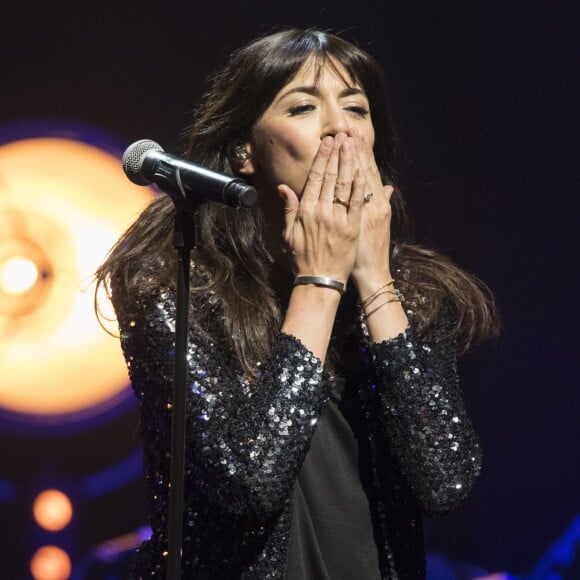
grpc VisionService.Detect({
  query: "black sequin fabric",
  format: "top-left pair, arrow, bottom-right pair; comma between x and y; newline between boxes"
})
112,281 -> 481,580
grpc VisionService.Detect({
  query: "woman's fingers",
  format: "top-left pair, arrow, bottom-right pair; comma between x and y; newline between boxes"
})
300,136 -> 335,206
278,184 -> 299,219
348,127 -> 381,193
285,128 -> 394,282
278,183 -> 300,249
330,136 -> 354,211
346,167 -> 366,223
318,135 -> 342,205
345,129 -> 395,284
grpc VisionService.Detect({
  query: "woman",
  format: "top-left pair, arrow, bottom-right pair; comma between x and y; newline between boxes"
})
96,28 -> 498,579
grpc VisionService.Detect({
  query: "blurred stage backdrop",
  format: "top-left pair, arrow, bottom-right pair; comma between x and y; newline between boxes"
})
1,1 -> 578,579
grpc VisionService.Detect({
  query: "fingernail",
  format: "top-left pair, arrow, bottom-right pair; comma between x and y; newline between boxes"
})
322,136 -> 334,147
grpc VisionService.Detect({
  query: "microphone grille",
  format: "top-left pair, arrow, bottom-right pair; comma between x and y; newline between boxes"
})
122,139 -> 164,185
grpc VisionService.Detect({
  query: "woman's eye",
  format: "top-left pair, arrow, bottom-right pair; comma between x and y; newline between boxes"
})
346,106 -> 369,117
288,104 -> 316,116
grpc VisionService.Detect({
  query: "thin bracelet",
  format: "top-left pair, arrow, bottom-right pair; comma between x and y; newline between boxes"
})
364,297 -> 402,319
361,279 -> 395,308
362,288 -> 398,309
294,275 -> 346,295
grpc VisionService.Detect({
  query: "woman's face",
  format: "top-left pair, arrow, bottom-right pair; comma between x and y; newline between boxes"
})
242,57 -> 375,196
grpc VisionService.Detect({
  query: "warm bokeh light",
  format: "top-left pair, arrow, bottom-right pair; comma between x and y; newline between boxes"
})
0,137 -> 155,418
33,489 -> 73,531
30,545 -> 71,580
0,256 -> 39,294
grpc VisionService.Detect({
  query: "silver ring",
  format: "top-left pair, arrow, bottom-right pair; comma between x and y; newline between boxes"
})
333,196 -> 349,208
364,192 -> 374,202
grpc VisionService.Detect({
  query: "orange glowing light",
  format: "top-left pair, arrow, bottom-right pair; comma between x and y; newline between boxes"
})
0,137 -> 155,418
33,489 -> 73,531
30,545 -> 72,580
0,256 -> 38,294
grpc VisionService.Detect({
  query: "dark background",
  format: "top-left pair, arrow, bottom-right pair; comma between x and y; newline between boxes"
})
2,0 -> 578,577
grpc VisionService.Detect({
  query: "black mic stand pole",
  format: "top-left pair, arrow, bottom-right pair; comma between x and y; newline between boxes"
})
166,207 -> 195,580
135,161 -> 257,579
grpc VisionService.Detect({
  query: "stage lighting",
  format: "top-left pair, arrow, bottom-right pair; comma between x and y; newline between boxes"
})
30,545 -> 72,580
0,135 -> 155,425
0,256 -> 39,294
33,489 -> 73,532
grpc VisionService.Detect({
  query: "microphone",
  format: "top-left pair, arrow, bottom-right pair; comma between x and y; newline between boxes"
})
122,139 -> 258,208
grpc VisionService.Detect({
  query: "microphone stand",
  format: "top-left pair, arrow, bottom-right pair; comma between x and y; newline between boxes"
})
127,155 -> 257,579
166,208 -> 195,580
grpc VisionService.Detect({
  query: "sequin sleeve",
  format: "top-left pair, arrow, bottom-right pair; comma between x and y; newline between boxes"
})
115,287 -> 330,521
366,311 -> 482,516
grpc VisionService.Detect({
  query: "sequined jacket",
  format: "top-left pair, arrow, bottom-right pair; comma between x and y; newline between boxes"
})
114,284 -> 481,580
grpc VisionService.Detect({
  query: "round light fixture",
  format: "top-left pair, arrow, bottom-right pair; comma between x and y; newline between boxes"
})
33,489 -> 73,532
30,545 -> 72,580
0,135 -> 155,423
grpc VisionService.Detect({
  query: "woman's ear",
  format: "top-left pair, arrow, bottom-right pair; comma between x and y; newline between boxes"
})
231,142 -> 256,176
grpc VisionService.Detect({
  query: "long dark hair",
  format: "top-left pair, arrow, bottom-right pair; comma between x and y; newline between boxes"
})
95,29 -> 498,372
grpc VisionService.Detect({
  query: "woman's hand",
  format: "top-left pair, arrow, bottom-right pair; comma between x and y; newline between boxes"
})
349,128 -> 395,293
278,133 -> 366,284
348,128 -> 409,341
278,133 -> 366,361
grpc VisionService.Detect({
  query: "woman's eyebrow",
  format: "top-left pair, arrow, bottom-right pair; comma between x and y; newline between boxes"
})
276,85 -> 366,104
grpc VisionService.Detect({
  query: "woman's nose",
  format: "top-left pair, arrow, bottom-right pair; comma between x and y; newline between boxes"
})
321,105 -> 349,136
